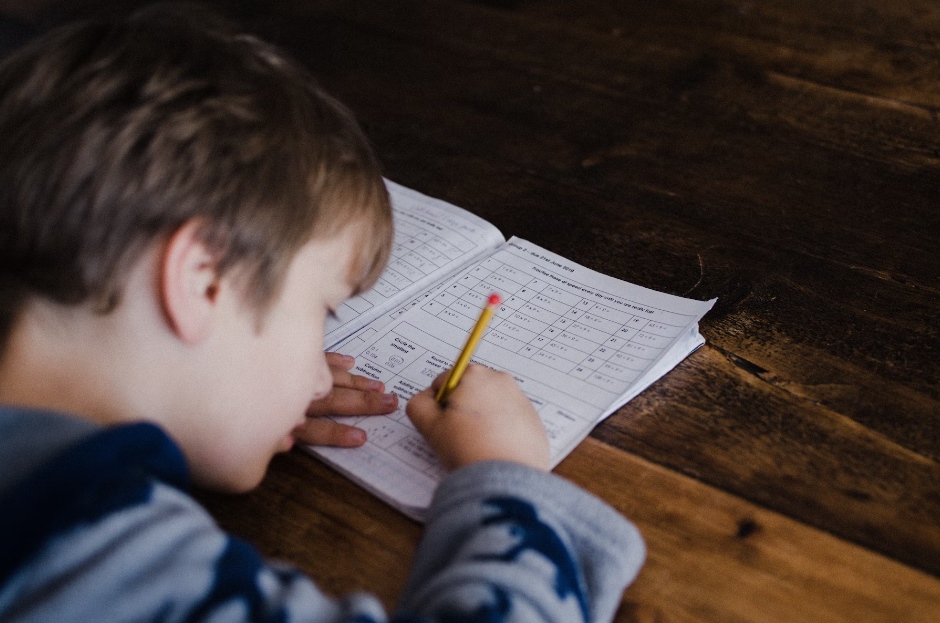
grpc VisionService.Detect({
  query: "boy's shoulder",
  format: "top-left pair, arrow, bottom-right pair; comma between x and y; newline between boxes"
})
0,406 -> 188,498
0,406 -> 191,586
0,405 -> 375,623
0,407 -> 98,495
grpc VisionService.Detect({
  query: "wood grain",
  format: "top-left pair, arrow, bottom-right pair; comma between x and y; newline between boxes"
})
12,0 -> 940,619
197,441 -> 940,622
236,0 -> 940,573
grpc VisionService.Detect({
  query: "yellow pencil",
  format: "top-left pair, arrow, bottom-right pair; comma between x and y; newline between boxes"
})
435,293 -> 502,405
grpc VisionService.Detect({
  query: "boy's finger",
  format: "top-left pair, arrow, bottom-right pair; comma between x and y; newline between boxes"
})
293,418 -> 366,447
344,371 -> 385,393
328,366 -> 385,393
405,386 -> 441,431
406,371 -> 451,424
307,386 -> 397,417
429,370 -> 450,391
325,352 -> 356,370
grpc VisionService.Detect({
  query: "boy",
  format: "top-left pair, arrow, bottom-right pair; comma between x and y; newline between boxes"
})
0,6 -> 644,623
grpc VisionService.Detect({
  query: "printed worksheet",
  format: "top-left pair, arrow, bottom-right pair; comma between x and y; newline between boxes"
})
324,180 -> 505,348
308,235 -> 715,520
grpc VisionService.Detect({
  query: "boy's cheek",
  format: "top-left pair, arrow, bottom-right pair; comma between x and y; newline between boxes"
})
217,455 -> 270,492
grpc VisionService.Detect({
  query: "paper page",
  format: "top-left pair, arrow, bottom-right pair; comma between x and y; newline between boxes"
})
307,237 -> 715,520
324,180 -> 506,349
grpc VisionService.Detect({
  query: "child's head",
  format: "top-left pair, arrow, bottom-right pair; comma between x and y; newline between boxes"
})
0,4 -> 392,348
0,6 -> 393,490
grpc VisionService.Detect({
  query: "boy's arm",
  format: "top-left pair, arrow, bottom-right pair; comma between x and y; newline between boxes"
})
0,414 -> 387,623
1,462 -> 640,623
1,386 -> 643,623
402,460 -> 645,623
399,367 -> 645,623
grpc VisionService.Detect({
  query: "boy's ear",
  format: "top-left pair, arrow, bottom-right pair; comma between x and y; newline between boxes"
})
160,220 -> 222,344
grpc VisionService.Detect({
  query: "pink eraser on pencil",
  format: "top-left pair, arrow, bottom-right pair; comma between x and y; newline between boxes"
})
488,293 -> 502,306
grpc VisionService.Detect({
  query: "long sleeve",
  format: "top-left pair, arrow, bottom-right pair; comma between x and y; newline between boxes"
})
399,461 -> 645,623
0,409 -> 643,623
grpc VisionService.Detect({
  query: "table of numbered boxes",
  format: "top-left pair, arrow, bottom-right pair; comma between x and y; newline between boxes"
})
332,247 -> 692,482
324,180 -> 503,347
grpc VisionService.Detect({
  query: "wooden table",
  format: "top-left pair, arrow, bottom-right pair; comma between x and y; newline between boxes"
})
18,1 -> 940,620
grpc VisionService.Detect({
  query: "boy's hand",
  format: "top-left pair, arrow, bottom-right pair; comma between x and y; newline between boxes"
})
294,353 -> 398,447
407,364 -> 550,471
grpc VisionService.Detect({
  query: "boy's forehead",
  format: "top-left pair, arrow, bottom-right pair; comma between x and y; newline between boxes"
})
333,219 -> 388,292
305,224 -> 370,285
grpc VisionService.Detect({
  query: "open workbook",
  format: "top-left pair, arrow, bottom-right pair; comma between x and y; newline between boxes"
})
305,180 -> 716,521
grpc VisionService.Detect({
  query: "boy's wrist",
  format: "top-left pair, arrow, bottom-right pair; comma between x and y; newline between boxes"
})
432,459 -> 639,546
421,458 -> 646,622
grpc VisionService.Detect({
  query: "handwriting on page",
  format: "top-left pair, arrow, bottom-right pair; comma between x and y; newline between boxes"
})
427,255 -> 682,387
331,208 -> 483,325
330,243 -> 699,485
324,180 -> 506,348
309,182 -> 715,521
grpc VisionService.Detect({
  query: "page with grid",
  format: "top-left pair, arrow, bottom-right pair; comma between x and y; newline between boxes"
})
308,237 -> 715,519
324,179 -> 505,348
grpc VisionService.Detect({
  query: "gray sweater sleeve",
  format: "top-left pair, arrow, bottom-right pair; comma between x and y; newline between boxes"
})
400,461 -> 645,623
0,411 -> 644,623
